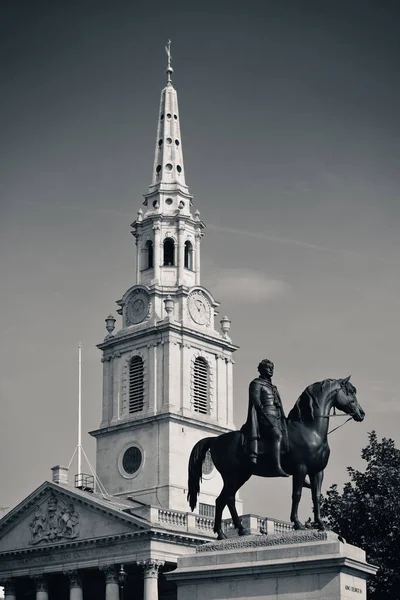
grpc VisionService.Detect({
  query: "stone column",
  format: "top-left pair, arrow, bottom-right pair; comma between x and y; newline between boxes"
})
33,575 -> 48,600
153,223 -> 161,282
137,559 -> 164,600
194,231 -> 201,285
100,565 -> 119,600
64,569 -> 83,600
178,223 -> 185,284
3,579 -> 16,600
135,238 -> 141,285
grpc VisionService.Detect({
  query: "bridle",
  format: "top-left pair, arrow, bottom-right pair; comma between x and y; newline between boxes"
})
315,382 -> 358,435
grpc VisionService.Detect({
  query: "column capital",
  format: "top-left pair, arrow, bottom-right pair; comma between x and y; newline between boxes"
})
32,574 -> 48,592
99,564 -> 118,584
63,569 -> 82,588
137,559 -> 164,578
3,579 -> 16,595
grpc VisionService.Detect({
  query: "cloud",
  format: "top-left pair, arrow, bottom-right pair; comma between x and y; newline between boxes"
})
207,223 -> 364,258
210,269 -> 289,304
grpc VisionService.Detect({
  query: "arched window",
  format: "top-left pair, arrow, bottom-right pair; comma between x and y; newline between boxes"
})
163,237 -> 175,266
184,240 -> 193,270
193,357 -> 210,414
146,240 -> 154,269
129,356 -> 144,413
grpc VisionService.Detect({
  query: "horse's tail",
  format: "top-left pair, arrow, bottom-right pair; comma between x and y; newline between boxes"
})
187,437 -> 214,512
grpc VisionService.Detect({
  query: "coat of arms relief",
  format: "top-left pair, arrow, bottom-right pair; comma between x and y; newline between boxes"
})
29,493 -> 79,545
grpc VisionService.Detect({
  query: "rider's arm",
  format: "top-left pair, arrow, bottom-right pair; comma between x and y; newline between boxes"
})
249,380 -> 263,412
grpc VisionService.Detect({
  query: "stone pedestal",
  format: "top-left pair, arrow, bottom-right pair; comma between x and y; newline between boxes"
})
168,530 -> 377,600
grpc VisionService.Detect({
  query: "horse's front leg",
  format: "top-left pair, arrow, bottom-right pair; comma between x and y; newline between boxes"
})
290,466 -> 307,530
310,471 -> 324,530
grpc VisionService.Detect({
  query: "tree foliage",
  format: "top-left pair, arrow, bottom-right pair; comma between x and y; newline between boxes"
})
321,431 -> 400,599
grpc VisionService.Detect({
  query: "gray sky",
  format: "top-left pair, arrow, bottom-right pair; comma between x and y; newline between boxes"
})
1,0 -> 399,523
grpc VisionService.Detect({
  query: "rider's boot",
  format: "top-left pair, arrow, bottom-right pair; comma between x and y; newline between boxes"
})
273,438 -> 289,477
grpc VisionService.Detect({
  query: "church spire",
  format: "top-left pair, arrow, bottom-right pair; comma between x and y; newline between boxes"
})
148,41 -> 189,198
165,39 -> 173,86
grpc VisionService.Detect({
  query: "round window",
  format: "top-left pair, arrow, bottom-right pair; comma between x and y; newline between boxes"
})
165,198 -> 173,205
202,450 -> 214,475
122,446 -> 142,475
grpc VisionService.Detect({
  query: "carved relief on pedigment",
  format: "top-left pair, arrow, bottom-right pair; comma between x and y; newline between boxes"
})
29,493 -> 79,545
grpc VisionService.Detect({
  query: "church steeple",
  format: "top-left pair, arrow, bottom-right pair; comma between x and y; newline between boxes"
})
92,44 -> 239,515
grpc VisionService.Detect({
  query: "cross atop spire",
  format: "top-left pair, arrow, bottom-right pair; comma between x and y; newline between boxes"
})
165,39 -> 173,85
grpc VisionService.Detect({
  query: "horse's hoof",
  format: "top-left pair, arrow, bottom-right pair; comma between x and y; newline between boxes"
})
216,531 -> 227,540
238,527 -> 249,537
293,522 -> 306,530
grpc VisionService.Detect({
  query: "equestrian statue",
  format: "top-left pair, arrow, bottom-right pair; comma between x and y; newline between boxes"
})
187,359 -> 365,540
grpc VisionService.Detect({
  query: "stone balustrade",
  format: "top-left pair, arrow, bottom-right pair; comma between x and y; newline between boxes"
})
129,504 -> 293,536
195,516 -> 214,532
158,508 -> 187,528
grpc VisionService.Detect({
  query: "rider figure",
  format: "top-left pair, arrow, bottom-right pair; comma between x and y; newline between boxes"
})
242,359 -> 289,477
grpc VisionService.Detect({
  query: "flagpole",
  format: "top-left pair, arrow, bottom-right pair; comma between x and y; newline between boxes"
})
78,342 -> 82,476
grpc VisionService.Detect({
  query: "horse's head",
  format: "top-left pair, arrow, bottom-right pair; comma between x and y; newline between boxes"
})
334,376 -> 365,422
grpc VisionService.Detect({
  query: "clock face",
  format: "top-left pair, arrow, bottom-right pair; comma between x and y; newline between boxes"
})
187,292 -> 211,325
127,291 -> 149,325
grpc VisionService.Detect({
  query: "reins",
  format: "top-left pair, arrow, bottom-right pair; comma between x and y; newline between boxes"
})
328,416 -> 353,435
313,413 -> 353,435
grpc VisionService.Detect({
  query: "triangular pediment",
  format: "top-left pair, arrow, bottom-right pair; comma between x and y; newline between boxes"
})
0,482 -> 148,554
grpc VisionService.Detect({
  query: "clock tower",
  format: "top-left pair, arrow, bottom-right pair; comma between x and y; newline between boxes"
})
90,43 -> 239,514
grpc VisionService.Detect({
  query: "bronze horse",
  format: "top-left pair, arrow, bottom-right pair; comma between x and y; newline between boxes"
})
188,376 -> 364,539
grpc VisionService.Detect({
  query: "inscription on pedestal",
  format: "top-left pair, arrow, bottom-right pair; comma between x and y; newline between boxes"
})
345,585 -> 362,594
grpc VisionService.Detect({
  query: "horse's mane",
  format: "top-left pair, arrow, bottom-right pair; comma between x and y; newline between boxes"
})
287,379 -> 333,422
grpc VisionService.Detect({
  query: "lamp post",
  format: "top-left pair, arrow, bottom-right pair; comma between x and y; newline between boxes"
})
118,564 -> 127,600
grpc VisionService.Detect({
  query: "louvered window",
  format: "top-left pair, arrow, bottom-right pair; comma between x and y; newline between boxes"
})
129,356 -> 144,413
193,357 -> 209,414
